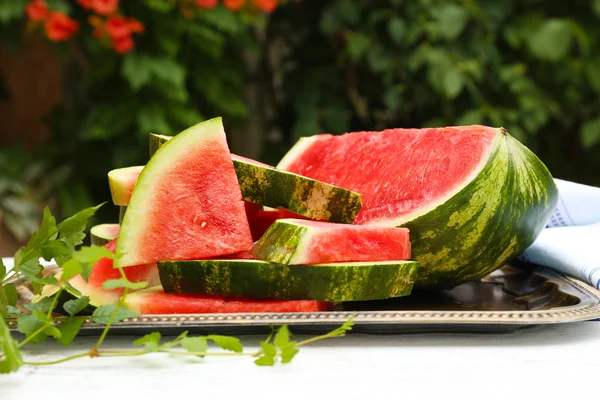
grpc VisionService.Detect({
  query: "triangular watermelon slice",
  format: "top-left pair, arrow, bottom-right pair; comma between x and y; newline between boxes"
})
115,117 -> 254,268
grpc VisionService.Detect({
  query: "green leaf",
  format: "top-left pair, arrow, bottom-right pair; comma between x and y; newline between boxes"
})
0,259 -> 6,280
60,258 -> 82,282
17,314 -> 45,336
457,109 -> 483,126
388,18 -> 406,45
122,53 -> 151,91
103,279 -> 148,291
181,336 -> 208,356
73,246 -> 113,264
41,241 -> 71,261
43,324 -> 62,339
274,325 -> 291,348
199,6 -> 241,34
57,204 -> 104,249
28,207 -> 58,249
17,254 -> 42,278
144,0 -> 177,13
254,342 -> 276,366
433,5 -> 469,40
320,8 -> 341,35
27,276 -> 59,286
527,19 -> 572,61
63,281 -> 82,297
5,305 -> 21,316
134,332 -> 161,353
0,318 -> 23,373
160,330 -> 188,349
56,317 -> 83,346
207,335 -> 243,353
347,32 -> 370,61
593,0 -> 600,17
335,0 -> 360,25
24,297 -> 53,313
32,309 -> 51,324
443,69 -> 464,99
581,119 -> 600,149
63,296 -> 90,316
91,305 -> 139,325
4,284 -> 17,307
280,343 -> 299,364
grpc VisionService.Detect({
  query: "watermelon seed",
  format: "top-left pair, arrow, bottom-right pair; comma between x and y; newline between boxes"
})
201,222 -> 207,228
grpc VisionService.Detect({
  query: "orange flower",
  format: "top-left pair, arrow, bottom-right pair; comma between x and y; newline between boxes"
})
196,0 -> 218,8
26,0 -> 49,21
93,0 -> 119,16
112,35 -> 134,54
126,17 -> 144,34
44,12 -> 79,41
77,0 -> 94,10
254,0 -> 277,13
223,0 -> 245,11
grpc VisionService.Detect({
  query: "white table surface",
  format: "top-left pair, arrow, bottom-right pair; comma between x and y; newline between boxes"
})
3,259 -> 600,399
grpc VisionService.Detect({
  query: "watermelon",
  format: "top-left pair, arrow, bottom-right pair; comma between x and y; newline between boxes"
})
108,166 -> 143,207
90,223 -> 120,246
158,258 -> 420,301
115,118 -> 254,268
149,133 -> 362,224
278,126 -> 558,288
36,239 -> 160,311
125,286 -> 329,314
252,219 -> 411,265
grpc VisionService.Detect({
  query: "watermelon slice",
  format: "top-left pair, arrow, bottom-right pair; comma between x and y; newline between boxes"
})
252,219 -> 411,265
158,258 -> 420,301
90,223 -> 120,246
37,239 -> 160,310
108,166 -> 143,207
277,126 -> 558,288
115,117 -> 254,268
148,133 -> 363,224
124,286 -> 329,314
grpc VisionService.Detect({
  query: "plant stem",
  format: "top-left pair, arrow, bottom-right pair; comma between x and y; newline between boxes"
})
160,349 -> 254,357
46,288 -> 63,319
17,323 -> 51,348
91,266 -> 129,352
24,353 -> 89,366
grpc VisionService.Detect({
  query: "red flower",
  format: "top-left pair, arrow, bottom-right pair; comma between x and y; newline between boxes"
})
196,0 -> 218,8
112,35 -> 134,54
26,0 -> 49,21
224,0 -> 245,11
77,0 -> 94,10
105,15 -> 129,38
254,0 -> 277,13
44,12 -> 79,41
92,0 -> 119,16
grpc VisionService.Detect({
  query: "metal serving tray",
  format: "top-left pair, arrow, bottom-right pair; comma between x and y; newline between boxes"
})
9,263 -> 600,335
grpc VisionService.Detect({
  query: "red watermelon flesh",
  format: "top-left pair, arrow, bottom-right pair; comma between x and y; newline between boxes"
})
116,118 -> 254,268
252,219 -> 411,265
125,286 -> 329,314
277,126 -> 497,226
69,239 -> 160,306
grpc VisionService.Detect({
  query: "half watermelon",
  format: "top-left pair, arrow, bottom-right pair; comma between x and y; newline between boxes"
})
116,117 -> 254,268
278,126 -> 558,288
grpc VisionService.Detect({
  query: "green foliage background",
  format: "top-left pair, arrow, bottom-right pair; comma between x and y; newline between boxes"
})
1,0 -> 599,237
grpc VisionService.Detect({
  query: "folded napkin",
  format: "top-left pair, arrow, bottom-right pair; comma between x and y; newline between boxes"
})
519,179 -> 600,289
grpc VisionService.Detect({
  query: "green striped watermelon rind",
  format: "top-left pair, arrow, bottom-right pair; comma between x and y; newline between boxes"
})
158,259 -> 420,302
149,133 -> 363,224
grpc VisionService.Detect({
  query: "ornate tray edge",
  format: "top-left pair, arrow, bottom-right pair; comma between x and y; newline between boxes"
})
7,268 -> 600,331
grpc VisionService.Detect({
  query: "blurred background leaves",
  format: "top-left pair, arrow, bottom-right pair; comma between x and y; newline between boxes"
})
0,0 -> 599,250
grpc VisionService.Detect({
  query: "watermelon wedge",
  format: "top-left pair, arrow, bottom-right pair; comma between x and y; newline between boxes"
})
148,133 -> 362,223
159,258 -> 420,301
108,166 -> 143,207
251,219 -> 411,265
37,239 -> 160,310
116,117 -> 254,268
278,126 -> 558,288
124,286 -> 329,314
90,223 -> 120,246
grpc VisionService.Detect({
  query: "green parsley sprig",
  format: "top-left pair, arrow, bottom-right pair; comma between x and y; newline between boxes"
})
0,205 -> 354,372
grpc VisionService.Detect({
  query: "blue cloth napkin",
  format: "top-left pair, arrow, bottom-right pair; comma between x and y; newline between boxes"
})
519,179 -> 600,289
